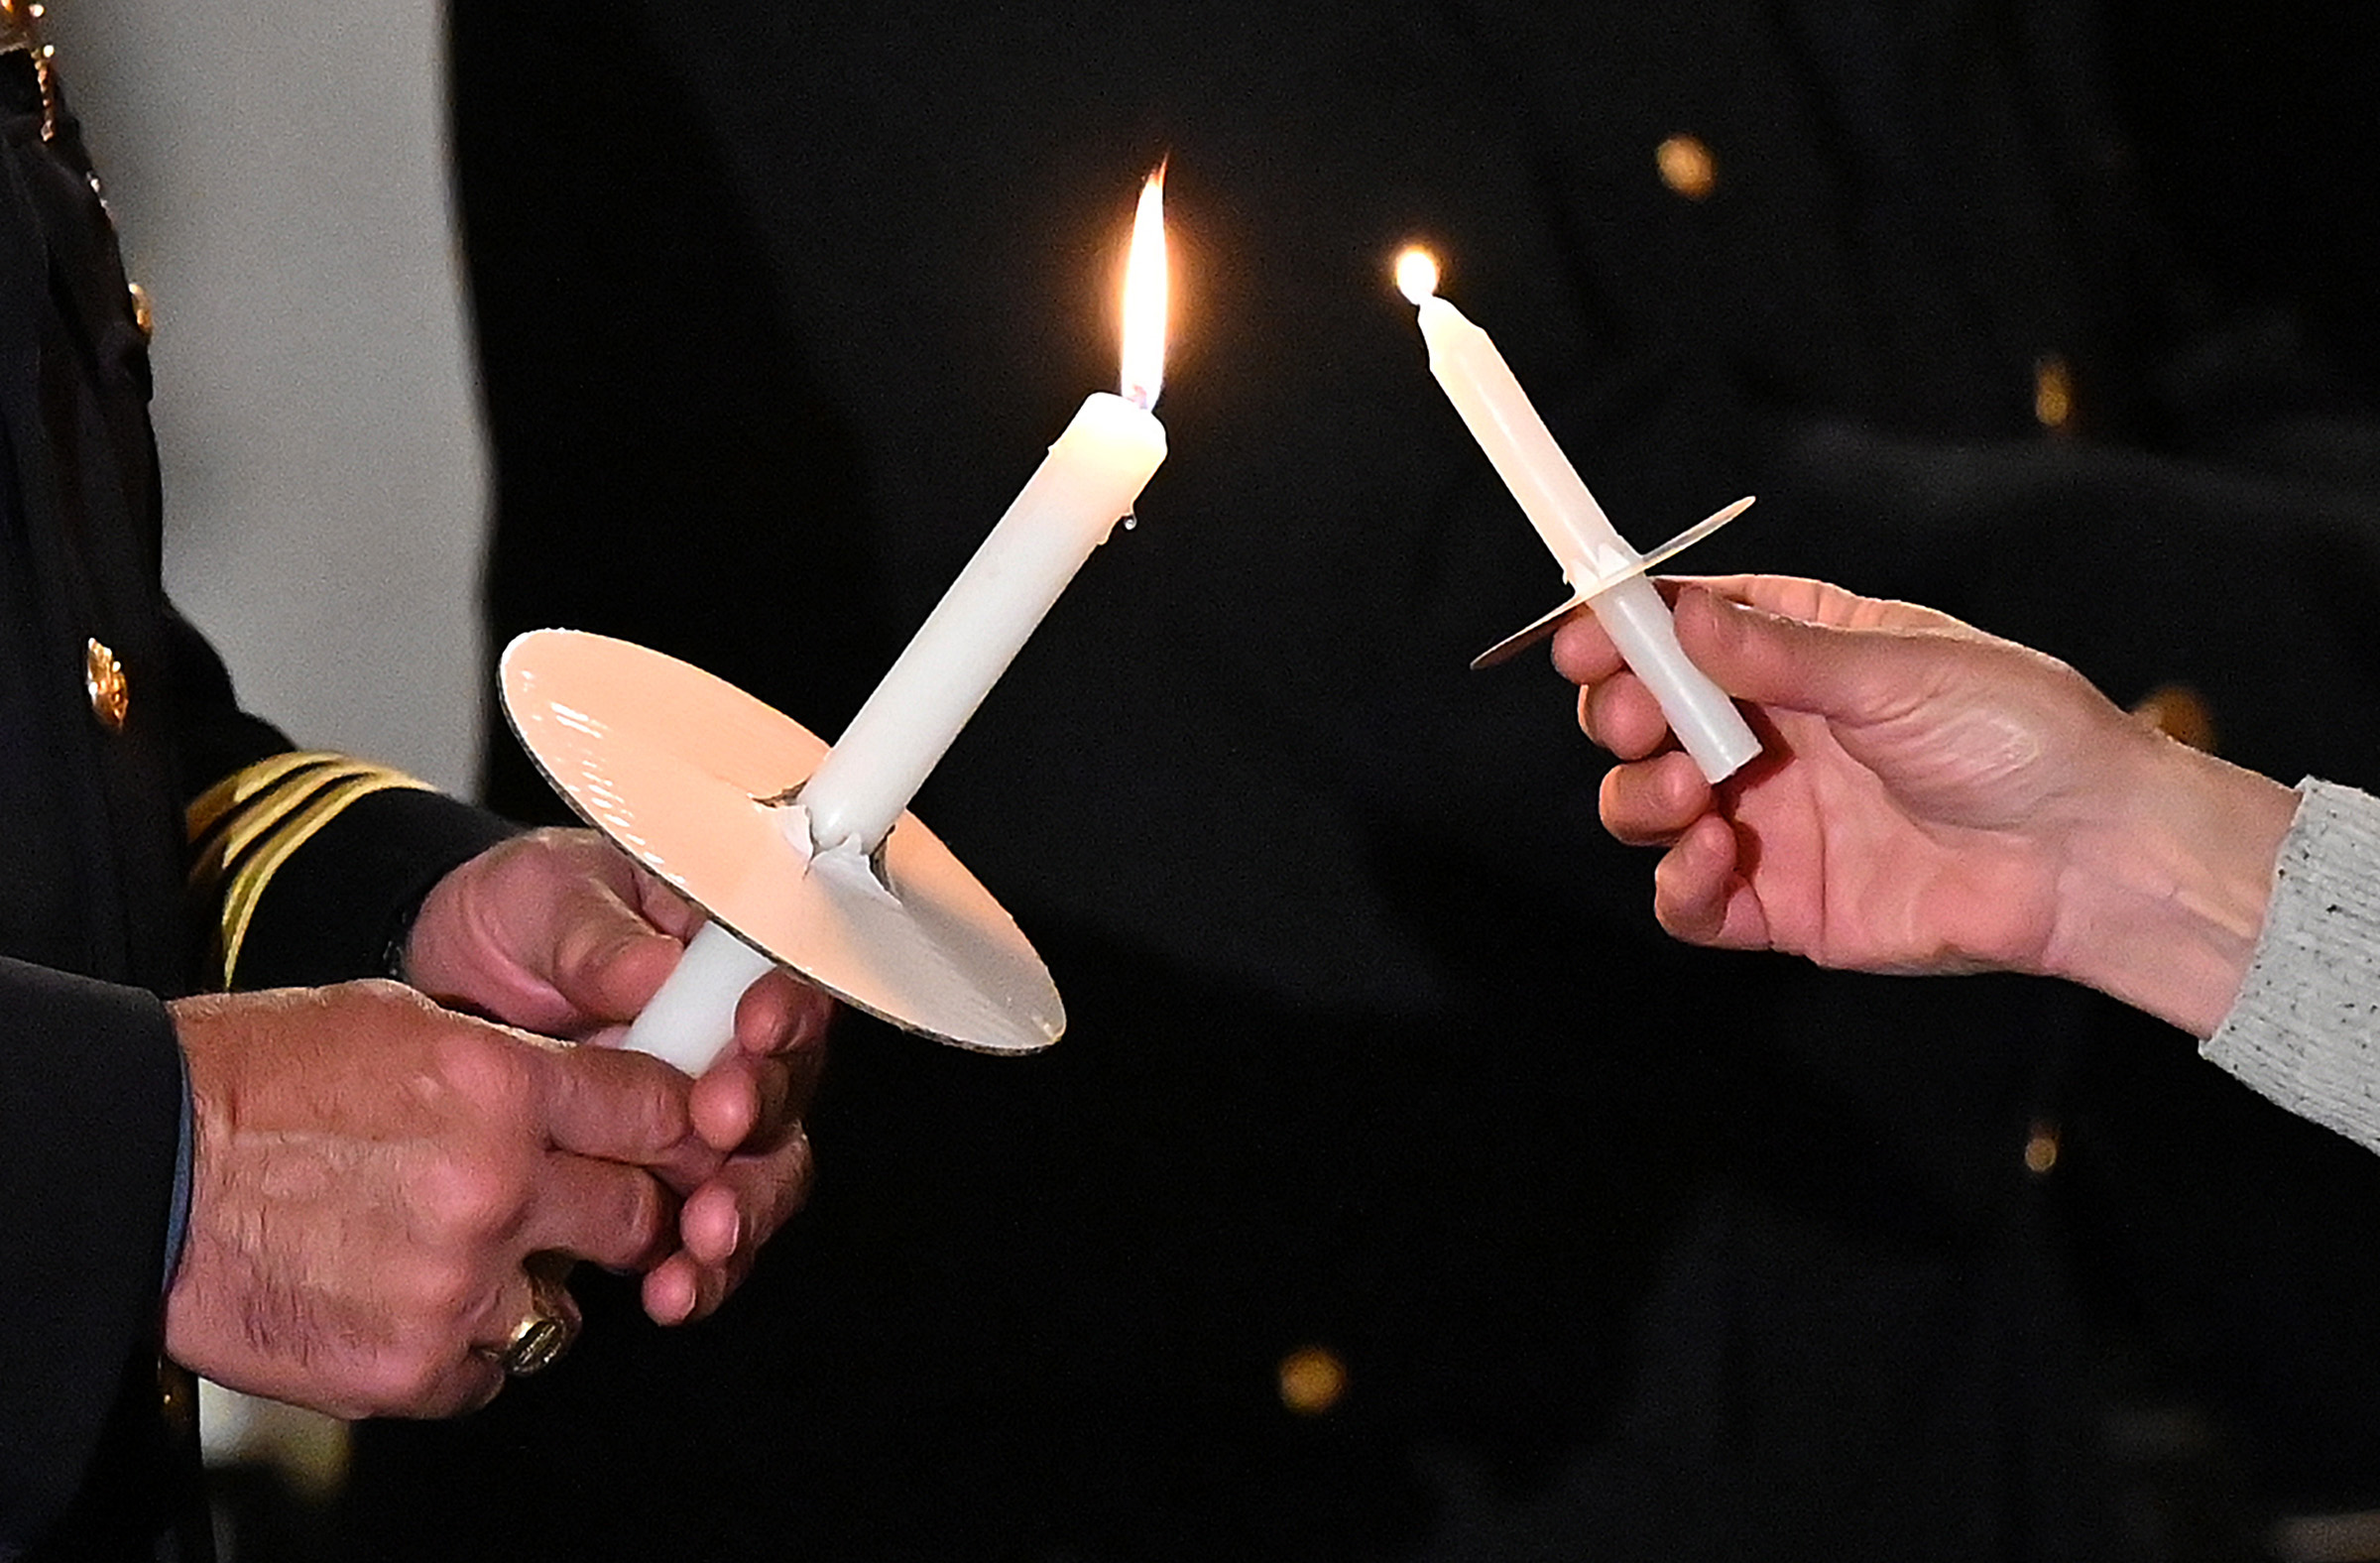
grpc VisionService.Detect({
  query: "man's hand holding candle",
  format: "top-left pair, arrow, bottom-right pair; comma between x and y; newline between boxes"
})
165,979 -> 723,1416
1552,575 -> 2298,1039
404,827 -> 832,1324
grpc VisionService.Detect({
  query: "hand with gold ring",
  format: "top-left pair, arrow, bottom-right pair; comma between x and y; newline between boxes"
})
481,1256 -> 581,1378
163,981 -> 710,1418
405,827 -> 835,1325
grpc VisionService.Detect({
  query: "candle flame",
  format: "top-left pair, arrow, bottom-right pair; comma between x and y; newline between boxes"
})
1119,165 -> 1168,411
1395,247 -> 1440,305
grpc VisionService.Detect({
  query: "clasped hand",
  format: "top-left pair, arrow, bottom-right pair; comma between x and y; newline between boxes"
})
167,827 -> 832,1418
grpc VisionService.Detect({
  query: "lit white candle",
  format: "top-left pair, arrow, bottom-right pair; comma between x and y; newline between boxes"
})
1396,248 -> 1759,782
804,172 -> 1170,854
622,170 -> 1172,1073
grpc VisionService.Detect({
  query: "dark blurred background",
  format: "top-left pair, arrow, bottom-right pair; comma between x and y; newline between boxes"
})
201,1 -> 2380,1559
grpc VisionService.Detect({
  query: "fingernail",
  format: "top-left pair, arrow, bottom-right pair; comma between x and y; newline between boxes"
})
716,1200 -> 745,1262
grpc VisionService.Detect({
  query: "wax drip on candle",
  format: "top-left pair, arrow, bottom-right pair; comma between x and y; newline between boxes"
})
791,166 -> 1171,862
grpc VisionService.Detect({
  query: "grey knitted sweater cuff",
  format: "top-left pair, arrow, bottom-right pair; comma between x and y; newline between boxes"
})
2202,778 -> 2380,1153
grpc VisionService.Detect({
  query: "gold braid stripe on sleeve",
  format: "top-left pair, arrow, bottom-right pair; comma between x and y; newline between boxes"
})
185,751 -> 434,990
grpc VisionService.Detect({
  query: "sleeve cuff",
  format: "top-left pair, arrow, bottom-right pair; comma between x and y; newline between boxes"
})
165,1050 -> 191,1296
2202,778 -> 2380,1154
0,960 -> 182,1527
187,756 -> 519,991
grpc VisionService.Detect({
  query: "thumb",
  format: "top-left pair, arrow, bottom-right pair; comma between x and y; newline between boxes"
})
1673,586 -> 1923,724
535,1039 -> 709,1179
544,889 -> 684,1027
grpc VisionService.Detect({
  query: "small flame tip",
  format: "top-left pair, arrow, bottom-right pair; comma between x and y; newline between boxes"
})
1394,247 -> 1441,305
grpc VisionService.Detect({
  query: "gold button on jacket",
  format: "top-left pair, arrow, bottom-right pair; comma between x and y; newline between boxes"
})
84,636 -> 127,731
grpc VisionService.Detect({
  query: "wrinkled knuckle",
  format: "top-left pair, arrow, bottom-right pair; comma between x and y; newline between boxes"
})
369,1338 -> 459,1415
351,974 -> 420,1009
414,1153 -> 529,1251
405,1253 -> 488,1327
632,1075 -> 695,1154
621,1170 -> 672,1254
431,1026 -> 537,1119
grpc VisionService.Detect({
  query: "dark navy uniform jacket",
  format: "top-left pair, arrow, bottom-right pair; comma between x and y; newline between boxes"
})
0,43 -> 511,1560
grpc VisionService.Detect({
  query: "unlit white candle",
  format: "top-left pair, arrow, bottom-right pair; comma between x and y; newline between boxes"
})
1397,251 -> 1759,782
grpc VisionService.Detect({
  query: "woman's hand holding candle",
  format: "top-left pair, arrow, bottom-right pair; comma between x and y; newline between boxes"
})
1553,575 -> 2298,1040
